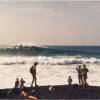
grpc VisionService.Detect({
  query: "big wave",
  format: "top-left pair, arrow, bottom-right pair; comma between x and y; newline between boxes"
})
0,45 -> 100,56
0,56 -> 99,65
0,45 -> 66,56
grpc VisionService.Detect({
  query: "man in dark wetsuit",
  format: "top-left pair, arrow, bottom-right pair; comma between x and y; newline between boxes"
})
30,62 -> 38,87
82,64 -> 89,87
76,65 -> 83,86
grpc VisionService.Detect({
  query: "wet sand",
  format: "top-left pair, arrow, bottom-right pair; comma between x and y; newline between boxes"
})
0,84 -> 100,99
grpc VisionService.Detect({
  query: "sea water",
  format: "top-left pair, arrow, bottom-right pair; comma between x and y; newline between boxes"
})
0,45 -> 100,89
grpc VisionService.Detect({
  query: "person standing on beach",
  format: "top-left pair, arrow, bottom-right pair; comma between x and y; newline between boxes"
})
68,76 -> 72,85
20,78 -> 25,89
76,65 -> 83,86
82,64 -> 89,87
30,62 -> 38,87
15,78 -> 20,89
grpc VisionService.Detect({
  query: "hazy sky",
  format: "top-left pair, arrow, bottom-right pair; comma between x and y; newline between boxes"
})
0,1 -> 100,45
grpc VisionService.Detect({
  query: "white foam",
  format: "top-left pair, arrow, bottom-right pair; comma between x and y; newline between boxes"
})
0,56 -> 99,65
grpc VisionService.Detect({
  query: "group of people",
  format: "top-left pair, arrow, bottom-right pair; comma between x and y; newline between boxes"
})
15,62 -> 89,89
76,64 -> 89,88
15,78 -> 25,89
67,64 -> 89,88
12,62 -> 89,99
14,77 -> 38,100
13,63 -> 38,99
29,62 -> 89,89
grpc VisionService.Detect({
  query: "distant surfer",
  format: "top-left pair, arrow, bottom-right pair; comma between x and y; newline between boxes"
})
30,62 -> 38,87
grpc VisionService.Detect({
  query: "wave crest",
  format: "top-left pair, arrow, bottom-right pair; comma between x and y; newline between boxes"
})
0,45 -> 100,57
0,56 -> 99,65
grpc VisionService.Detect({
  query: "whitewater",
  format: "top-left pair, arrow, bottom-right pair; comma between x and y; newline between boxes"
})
0,55 -> 99,65
0,45 -> 100,89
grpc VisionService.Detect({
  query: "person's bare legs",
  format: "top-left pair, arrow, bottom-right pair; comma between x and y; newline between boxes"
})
31,76 -> 38,87
82,76 -> 86,88
35,77 -> 38,87
79,78 -> 81,85
84,78 -> 89,87
31,77 -> 35,87
80,78 -> 82,86
35,78 -> 37,86
78,78 -> 80,85
78,77 -> 83,86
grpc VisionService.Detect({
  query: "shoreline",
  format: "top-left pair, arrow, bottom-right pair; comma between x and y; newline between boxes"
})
0,84 -> 100,99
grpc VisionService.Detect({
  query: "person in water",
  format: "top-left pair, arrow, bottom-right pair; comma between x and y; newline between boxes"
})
82,64 -> 89,87
15,78 -> 20,89
76,65 -> 83,86
68,76 -> 72,85
30,62 -> 38,87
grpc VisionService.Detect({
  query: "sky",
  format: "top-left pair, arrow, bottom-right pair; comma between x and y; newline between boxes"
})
0,1 -> 100,45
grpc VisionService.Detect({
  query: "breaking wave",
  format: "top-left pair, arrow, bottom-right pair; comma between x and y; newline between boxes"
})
0,45 -> 100,57
0,45 -> 100,65
0,56 -> 99,65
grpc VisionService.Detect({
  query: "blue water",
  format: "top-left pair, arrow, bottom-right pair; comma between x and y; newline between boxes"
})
0,45 -> 100,57
47,46 -> 100,57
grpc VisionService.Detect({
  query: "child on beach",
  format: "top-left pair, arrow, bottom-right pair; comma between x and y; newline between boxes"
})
68,76 -> 72,85
15,78 -> 20,89
20,78 -> 25,89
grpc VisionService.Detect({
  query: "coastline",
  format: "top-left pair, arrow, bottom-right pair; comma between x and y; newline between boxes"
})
0,84 -> 100,99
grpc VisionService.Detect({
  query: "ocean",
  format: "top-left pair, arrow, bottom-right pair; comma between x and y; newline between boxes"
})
0,45 -> 100,89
